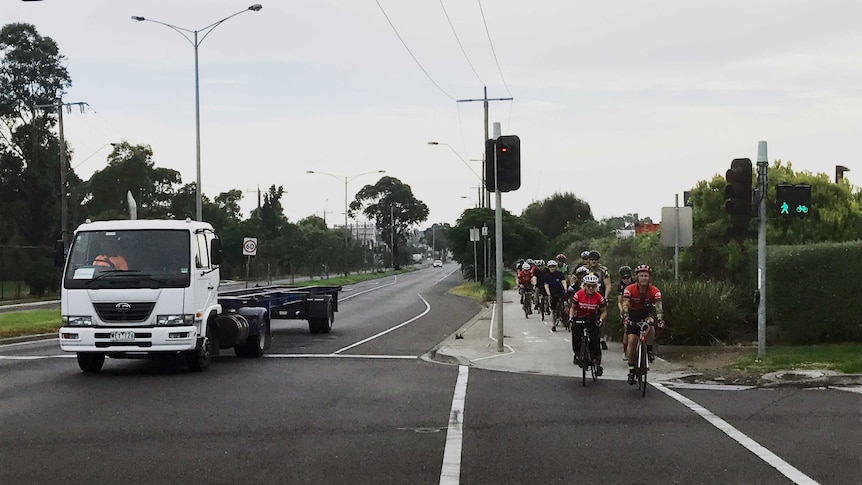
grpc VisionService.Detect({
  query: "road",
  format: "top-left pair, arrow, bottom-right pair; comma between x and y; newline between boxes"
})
1,264 -> 860,484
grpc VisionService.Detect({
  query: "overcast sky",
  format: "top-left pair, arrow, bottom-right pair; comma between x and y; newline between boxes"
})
5,0 -> 862,228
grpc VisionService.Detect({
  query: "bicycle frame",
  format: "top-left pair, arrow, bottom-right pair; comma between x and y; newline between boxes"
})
634,320 -> 650,396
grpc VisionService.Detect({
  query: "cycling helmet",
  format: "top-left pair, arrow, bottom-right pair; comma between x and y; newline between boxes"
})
582,274 -> 600,285
525,258 -> 534,266
536,259 -> 545,266
619,265 -> 632,277
575,266 -> 590,277
547,260 -> 558,267
635,264 -> 652,274
588,250 -> 601,260
580,250 -> 590,259
556,253 -> 567,262
521,262 -> 531,270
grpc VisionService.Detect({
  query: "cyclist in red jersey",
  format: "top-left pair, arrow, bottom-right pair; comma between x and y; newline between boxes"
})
569,274 -> 607,376
621,264 -> 664,385
517,262 -> 535,313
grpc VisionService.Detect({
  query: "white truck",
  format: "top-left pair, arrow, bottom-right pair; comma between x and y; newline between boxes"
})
58,219 -> 339,373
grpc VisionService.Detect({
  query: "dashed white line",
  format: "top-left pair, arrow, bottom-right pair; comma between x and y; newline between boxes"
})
653,382 -> 820,485
439,364 -> 468,485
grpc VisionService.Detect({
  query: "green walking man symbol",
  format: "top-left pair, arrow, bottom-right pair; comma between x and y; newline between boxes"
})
780,202 -> 789,214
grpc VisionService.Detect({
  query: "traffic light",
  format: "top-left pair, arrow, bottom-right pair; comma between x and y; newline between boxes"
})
775,183 -> 811,216
724,158 -> 752,229
485,135 -> 521,192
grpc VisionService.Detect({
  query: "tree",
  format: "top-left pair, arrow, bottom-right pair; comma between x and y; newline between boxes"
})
0,23 -> 71,246
83,142 -> 181,221
425,223 -> 451,261
349,176 -> 429,270
521,192 -> 593,240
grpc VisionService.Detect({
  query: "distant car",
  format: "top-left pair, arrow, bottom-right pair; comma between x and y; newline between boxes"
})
433,259 -> 443,268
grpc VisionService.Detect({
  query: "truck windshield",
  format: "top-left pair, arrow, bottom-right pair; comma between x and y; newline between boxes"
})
64,229 -> 192,289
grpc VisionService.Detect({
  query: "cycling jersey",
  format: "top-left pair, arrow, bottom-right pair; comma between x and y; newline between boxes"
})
544,270 -> 567,296
571,289 -> 606,319
517,268 -> 534,286
623,283 -> 662,321
534,267 -> 549,295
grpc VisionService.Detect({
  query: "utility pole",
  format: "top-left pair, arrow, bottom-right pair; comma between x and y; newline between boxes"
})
457,87 -> 513,209
35,98 -> 88,249
756,141 -> 768,358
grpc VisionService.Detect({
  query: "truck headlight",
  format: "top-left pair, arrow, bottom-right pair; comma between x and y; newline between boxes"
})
62,315 -> 93,327
156,314 -> 194,326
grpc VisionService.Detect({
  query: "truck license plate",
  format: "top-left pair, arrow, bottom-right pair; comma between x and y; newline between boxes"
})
110,331 -> 135,342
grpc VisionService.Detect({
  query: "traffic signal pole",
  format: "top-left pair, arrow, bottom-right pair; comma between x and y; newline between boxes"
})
756,141 -> 768,358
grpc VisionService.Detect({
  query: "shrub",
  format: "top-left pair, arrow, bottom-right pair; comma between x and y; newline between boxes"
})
659,278 -> 749,345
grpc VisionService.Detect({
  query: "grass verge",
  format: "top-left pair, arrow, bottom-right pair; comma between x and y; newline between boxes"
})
731,344 -> 862,374
0,310 -> 60,338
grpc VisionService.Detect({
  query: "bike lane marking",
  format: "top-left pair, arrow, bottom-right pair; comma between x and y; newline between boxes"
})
653,382 -> 819,485
439,364 -> 468,485
331,294 -> 431,354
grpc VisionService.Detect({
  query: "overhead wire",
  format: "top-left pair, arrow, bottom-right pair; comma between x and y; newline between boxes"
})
374,0 -> 457,101
477,0 -> 512,98
439,0 -> 484,86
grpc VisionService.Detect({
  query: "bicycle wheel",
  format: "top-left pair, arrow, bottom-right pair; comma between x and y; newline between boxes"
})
540,298 -> 546,321
580,339 -> 589,386
638,341 -> 648,397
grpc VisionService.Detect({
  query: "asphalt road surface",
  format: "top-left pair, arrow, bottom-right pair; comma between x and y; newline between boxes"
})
1,264 -> 860,484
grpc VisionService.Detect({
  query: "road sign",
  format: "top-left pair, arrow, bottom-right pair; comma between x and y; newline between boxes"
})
469,228 -> 480,242
660,207 -> 693,247
242,237 -> 258,256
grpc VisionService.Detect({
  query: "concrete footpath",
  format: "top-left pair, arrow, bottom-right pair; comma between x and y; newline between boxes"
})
430,289 -> 862,389
430,289 -> 691,384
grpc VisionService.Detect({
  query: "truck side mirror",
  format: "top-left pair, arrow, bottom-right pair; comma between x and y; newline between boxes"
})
210,239 -> 222,266
53,240 -> 67,267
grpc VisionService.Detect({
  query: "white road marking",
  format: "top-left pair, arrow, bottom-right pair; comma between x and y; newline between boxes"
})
439,365 -> 468,485
434,267 -> 460,285
265,354 -> 416,359
0,354 -> 73,360
332,294 -> 431,354
339,276 -> 398,301
832,386 -> 862,394
0,337 -> 58,349
661,382 -> 755,391
653,382 -> 820,485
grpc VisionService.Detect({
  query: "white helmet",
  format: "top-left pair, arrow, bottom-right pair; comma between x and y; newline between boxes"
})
521,262 -> 531,270
582,274 -> 600,285
547,260 -> 558,267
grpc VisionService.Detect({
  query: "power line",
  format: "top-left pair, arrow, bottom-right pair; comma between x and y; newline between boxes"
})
439,0 -> 484,86
477,0 -> 512,97
375,0 -> 456,101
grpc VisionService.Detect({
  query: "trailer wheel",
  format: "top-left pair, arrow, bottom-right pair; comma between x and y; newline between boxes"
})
186,336 -> 212,372
308,300 -> 334,334
235,316 -> 269,358
77,352 -> 105,373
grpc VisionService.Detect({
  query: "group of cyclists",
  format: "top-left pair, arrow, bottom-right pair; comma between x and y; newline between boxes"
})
516,251 -> 664,385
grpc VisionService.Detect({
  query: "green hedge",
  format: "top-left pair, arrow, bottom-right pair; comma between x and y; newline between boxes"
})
767,241 -> 862,344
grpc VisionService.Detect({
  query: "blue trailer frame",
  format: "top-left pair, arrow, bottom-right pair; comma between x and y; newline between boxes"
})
218,284 -> 340,334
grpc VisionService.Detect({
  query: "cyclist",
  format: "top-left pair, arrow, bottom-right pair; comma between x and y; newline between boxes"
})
617,265 -> 634,358
543,259 -> 567,331
569,274 -> 607,375
574,250 -> 591,272
586,250 -> 611,348
532,259 -> 548,313
621,264 -> 664,385
555,253 -> 570,284
517,262 -> 534,313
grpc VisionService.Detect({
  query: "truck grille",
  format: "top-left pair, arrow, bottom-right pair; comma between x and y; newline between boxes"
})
93,302 -> 156,323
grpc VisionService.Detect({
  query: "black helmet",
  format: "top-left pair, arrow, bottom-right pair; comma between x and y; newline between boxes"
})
619,265 -> 632,277
588,250 -> 601,260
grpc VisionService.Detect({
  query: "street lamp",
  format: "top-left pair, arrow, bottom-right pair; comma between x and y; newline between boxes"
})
306,170 -> 386,232
427,141 -> 483,208
836,165 -> 850,183
132,4 -> 263,221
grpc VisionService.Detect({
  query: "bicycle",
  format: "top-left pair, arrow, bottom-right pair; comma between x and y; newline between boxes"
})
521,287 -> 534,318
573,318 -> 600,386
537,293 -> 549,322
550,296 -> 568,331
632,320 -> 651,397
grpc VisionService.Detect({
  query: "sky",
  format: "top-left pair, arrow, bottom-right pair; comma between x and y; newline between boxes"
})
4,0 -> 862,229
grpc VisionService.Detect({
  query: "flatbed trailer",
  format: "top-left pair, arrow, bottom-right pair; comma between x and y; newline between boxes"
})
218,284 -> 340,334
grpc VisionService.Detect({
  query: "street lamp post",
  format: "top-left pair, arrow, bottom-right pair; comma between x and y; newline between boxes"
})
132,4 -> 263,222
307,169 -> 386,274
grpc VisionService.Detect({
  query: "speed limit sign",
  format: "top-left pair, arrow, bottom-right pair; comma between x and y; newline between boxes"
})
242,237 -> 258,256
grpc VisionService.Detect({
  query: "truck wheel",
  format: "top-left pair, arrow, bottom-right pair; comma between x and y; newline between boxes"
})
308,300 -> 334,334
235,317 -> 269,358
77,352 -> 105,373
186,336 -> 212,372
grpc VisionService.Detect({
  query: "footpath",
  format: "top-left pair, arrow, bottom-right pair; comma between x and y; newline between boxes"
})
430,289 -> 862,389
